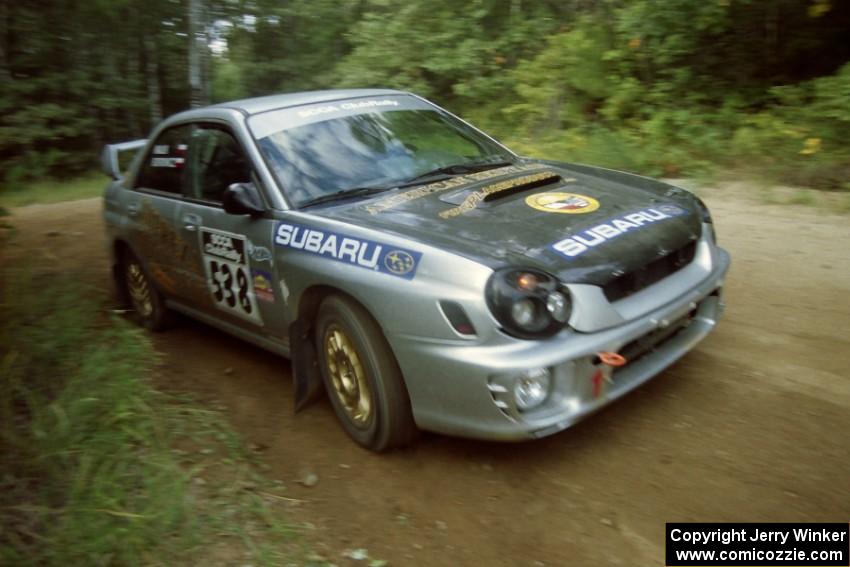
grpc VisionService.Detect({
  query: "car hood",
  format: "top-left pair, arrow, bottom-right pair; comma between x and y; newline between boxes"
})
311,160 -> 703,287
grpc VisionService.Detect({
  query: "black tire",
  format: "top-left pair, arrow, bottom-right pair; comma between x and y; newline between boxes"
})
120,251 -> 173,332
315,295 -> 417,451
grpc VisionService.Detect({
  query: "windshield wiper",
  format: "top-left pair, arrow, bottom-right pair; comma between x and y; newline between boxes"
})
299,185 -> 395,209
399,159 -> 514,187
298,159 -> 515,208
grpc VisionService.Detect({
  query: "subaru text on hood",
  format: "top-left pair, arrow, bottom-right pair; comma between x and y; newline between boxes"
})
102,89 -> 730,451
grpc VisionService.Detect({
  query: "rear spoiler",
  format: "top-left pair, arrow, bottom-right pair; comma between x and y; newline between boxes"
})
100,139 -> 147,180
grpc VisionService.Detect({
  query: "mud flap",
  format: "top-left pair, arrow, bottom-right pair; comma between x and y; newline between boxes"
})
113,262 -> 129,305
290,318 -> 323,411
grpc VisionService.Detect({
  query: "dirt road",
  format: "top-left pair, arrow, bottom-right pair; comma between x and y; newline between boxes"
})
5,186 -> 850,566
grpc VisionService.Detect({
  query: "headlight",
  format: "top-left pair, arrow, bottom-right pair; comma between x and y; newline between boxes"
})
514,368 -> 551,411
546,291 -> 570,322
510,298 -> 536,327
485,267 -> 571,339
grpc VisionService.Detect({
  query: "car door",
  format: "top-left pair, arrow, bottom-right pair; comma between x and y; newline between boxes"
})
128,125 -> 201,300
176,123 -> 285,338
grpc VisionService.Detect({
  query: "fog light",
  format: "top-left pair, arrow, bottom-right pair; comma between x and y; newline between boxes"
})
514,367 -> 551,411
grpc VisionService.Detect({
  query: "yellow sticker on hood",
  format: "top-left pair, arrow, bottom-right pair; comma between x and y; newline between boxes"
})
525,192 -> 599,214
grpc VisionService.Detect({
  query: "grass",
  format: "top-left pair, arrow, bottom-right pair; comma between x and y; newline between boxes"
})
787,190 -> 817,206
757,184 -> 850,214
0,172 -> 105,208
506,132 -> 850,215
0,267 -> 311,566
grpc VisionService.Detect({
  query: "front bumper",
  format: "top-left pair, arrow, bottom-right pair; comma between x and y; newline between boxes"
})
390,246 -> 730,441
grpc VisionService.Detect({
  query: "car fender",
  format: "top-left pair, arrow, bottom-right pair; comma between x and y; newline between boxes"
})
272,212 -> 494,409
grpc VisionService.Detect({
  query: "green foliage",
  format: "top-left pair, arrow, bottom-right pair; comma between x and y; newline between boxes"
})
213,0 -> 360,100
0,172 -> 105,208
730,63 -> 850,188
494,0 -> 850,187
1,0 -> 849,191
210,57 -> 247,102
504,21 -> 615,136
0,0 -> 190,184
333,0 -> 564,115
0,272 -> 298,564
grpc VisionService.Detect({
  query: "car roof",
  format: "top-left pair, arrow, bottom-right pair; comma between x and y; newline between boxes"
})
209,88 -> 408,116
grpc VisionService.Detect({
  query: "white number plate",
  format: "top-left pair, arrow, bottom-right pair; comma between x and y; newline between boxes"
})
200,228 -> 262,324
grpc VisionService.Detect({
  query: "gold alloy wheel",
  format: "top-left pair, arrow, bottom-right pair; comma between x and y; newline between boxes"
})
126,262 -> 154,318
324,324 -> 373,427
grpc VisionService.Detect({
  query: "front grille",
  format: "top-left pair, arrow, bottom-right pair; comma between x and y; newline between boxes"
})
603,241 -> 697,302
611,309 -> 696,374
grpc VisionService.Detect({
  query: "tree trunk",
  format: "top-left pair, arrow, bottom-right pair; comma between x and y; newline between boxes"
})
764,2 -> 779,80
188,0 -> 205,108
144,35 -> 163,126
0,0 -> 12,82
124,45 -> 140,138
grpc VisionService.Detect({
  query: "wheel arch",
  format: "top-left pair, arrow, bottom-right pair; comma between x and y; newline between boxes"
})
290,283 -> 401,411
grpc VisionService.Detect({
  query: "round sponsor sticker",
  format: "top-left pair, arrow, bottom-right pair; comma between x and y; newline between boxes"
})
525,192 -> 600,214
384,250 -> 415,275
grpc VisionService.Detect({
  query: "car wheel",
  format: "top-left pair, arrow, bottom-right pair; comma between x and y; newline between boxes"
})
315,295 -> 417,451
122,251 -> 173,331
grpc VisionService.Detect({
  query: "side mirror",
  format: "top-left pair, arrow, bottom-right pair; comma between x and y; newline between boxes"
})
223,182 -> 266,217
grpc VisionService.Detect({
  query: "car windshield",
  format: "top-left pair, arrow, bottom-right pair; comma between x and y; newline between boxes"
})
248,95 -> 514,208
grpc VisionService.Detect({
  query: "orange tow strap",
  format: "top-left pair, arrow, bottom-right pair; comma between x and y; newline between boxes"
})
591,352 -> 628,398
598,351 -> 627,367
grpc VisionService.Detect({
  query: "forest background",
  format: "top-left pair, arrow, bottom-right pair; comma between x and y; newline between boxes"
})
2,0 -> 849,196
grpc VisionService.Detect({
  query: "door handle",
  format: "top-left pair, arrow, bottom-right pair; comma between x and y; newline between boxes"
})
182,213 -> 201,232
127,202 -> 141,217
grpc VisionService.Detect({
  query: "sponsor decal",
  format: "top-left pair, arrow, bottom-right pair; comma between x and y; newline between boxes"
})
150,142 -> 187,168
150,156 -> 184,168
526,192 -> 600,214
274,222 -> 422,280
251,269 -> 275,303
297,99 -> 399,118
204,230 -> 244,263
201,228 -> 262,324
384,250 -> 416,275
438,171 -> 567,219
247,242 -> 273,263
365,163 -> 548,214
549,204 -> 687,259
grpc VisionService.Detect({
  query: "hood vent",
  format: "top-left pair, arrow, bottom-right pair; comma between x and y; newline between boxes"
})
482,172 -> 562,202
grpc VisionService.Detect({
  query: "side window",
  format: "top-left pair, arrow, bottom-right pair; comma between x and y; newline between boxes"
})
187,127 -> 253,203
135,125 -> 193,194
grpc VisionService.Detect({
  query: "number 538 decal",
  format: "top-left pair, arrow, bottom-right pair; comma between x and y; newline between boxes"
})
201,228 -> 262,324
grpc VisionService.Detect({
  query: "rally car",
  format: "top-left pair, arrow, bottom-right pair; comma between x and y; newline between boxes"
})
102,89 -> 730,451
